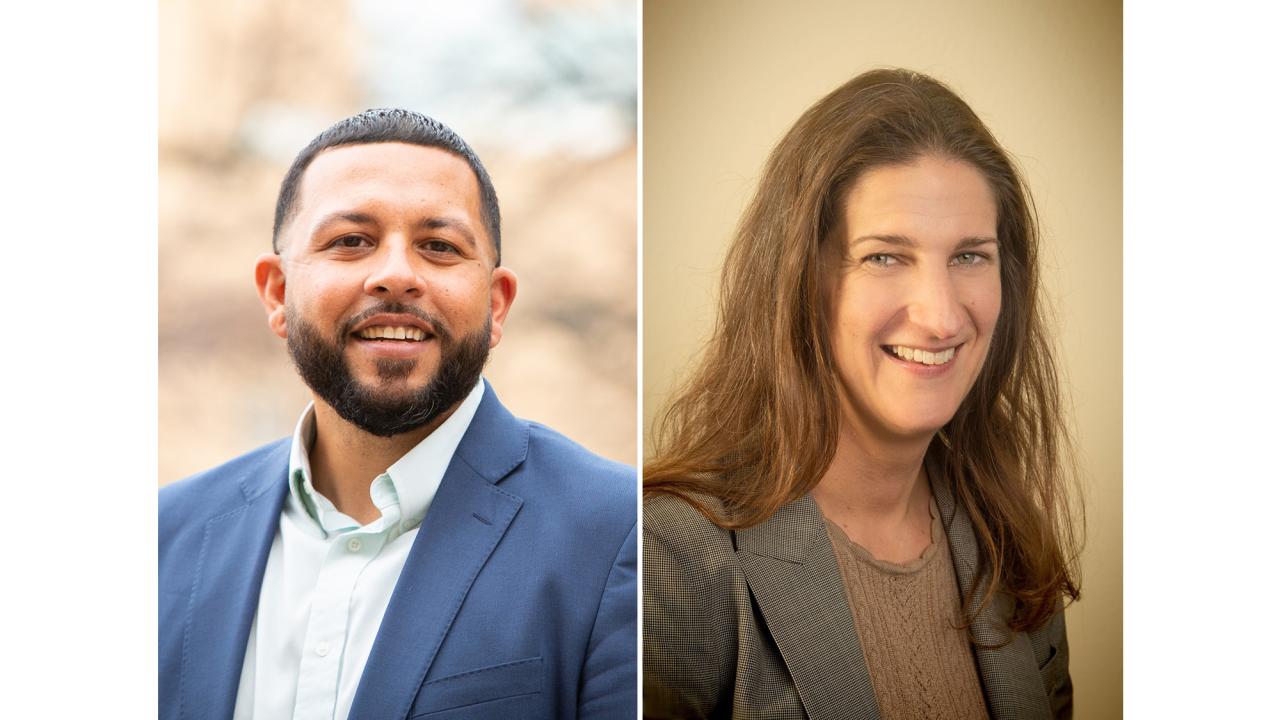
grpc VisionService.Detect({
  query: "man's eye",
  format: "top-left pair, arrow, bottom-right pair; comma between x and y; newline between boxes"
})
333,235 -> 370,249
424,240 -> 458,254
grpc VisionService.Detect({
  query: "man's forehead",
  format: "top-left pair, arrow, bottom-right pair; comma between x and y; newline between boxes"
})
299,142 -> 481,200
285,142 -> 491,248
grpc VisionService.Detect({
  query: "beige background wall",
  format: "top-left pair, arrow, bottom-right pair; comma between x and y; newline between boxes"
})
643,0 -> 1121,716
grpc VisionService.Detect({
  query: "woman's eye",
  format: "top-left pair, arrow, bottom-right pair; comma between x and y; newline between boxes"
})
952,252 -> 988,266
864,253 -> 897,267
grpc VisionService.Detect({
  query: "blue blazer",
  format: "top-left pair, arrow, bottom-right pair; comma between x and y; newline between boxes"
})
159,383 -> 637,719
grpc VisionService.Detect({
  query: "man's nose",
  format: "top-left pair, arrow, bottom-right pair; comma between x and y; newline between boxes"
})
364,242 -> 425,300
906,268 -> 966,340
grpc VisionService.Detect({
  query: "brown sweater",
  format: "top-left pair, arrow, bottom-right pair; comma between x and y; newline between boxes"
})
823,501 -> 990,720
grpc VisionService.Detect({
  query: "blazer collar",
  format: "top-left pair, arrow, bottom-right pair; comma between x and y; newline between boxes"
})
347,382 -> 529,720
449,379 -> 530,483
180,439 -> 291,720
733,452 -> 1053,720
930,454 -> 1053,719
735,496 -> 881,720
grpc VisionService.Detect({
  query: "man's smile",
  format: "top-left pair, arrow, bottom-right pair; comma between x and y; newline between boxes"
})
346,311 -> 442,357
357,325 -> 430,341
350,333 -> 437,364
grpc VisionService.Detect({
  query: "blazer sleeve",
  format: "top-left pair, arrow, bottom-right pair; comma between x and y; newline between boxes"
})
577,521 -> 639,719
1032,607 -> 1073,719
642,496 -> 738,719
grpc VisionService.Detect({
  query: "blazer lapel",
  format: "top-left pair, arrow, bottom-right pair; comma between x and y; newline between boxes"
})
180,442 -> 289,720
736,496 -> 880,720
932,464 -> 1052,720
348,383 -> 528,720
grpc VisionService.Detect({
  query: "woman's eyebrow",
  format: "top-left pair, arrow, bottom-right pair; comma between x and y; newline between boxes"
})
851,233 -> 916,248
850,234 -> 998,248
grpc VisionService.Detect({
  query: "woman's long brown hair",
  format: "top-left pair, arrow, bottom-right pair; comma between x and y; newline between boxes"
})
645,69 -> 1081,633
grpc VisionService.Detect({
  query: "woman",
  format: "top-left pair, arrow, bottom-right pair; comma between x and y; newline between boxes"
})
644,69 -> 1081,720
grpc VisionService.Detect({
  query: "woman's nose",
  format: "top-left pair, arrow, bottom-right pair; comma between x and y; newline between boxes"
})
907,270 -> 966,340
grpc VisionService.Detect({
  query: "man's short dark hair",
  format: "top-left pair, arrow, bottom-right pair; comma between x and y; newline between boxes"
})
272,108 -> 502,264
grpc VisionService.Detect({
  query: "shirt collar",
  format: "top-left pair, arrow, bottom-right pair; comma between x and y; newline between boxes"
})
286,378 -> 487,538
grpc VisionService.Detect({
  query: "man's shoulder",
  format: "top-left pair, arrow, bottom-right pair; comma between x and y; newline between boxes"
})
501,420 -> 635,519
159,438 -> 290,533
524,421 -> 632,479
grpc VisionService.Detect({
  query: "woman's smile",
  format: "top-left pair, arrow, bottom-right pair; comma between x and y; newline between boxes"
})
880,343 -> 962,376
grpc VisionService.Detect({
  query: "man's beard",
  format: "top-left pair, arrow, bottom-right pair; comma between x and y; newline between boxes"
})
285,303 -> 491,437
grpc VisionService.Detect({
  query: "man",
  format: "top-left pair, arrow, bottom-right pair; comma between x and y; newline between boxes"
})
159,109 -> 637,720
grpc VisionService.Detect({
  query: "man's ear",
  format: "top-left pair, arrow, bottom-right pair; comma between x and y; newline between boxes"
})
488,267 -> 518,349
254,253 -> 288,339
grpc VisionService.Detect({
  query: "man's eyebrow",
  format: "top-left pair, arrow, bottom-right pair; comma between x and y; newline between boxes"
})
851,234 -> 998,249
420,217 -> 477,249
310,211 -> 377,235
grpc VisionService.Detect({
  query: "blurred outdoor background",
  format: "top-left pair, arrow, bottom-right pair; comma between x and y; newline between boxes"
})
159,0 -> 637,484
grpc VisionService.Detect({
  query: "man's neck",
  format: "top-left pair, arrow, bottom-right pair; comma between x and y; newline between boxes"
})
306,400 -> 461,525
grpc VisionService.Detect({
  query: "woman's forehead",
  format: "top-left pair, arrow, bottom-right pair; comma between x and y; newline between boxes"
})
842,157 -> 998,243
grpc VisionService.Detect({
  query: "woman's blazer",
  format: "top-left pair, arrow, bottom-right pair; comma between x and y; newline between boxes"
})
642,474 -> 1072,720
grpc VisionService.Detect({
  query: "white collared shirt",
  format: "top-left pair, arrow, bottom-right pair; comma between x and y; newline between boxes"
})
232,380 -> 486,720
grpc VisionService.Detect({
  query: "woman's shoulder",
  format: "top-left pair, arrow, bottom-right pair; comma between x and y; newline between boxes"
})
643,492 -> 743,583
644,492 -> 733,547
643,492 -> 750,718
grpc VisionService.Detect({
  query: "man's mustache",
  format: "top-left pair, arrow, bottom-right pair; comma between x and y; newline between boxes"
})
340,303 -> 452,343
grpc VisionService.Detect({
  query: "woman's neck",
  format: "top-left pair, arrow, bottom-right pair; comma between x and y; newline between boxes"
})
811,416 -> 935,563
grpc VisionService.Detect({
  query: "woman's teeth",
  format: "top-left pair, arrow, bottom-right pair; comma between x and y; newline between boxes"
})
358,326 -> 427,341
890,345 -> 956,366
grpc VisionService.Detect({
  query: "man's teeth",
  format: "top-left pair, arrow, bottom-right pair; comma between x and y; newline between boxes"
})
891,345 -> 956,366
358,326 -> 427,341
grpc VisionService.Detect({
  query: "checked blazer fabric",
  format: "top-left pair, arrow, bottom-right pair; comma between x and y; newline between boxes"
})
642,460 -> 1071,720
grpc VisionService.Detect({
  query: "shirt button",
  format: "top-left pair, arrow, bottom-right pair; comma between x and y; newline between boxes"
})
315,642 -> 330,657
347,538 -> 362,552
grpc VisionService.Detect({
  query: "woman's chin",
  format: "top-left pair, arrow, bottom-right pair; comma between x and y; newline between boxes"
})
876,408 -> 958,441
